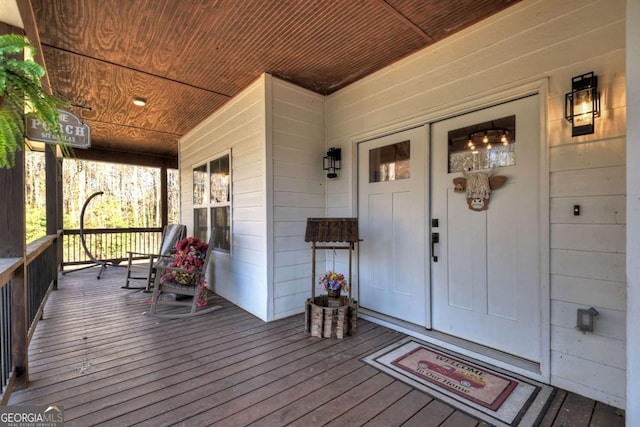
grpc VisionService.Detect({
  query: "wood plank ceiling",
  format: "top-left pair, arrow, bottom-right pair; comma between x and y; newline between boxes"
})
30,0 -> 520,164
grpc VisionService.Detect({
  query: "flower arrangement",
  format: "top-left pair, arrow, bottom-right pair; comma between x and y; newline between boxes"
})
161,236 -> 209,306
318,271 -> 348,294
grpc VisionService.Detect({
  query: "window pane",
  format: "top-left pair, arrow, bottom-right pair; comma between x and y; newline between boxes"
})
210,155 -> 230,203
211,206 -> 231,251
193,164 -> 207,205
448,115 -> 516,173
168,169 -> 180,224
194,208 -> 207,242
369,141 -> 410,183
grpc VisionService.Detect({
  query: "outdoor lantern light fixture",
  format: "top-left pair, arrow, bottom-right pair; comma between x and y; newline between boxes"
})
323,147 -> 341,178
565,72 -> 600,137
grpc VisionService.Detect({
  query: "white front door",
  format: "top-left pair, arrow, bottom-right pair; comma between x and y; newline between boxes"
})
357,126 -> 430,327
431,95 -> 541,361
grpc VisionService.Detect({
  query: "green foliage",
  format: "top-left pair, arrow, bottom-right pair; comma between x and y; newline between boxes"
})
25,151 -> 47,243
25,153 -> 181,258
26,204 -> 46,242
0,34 -> 68,168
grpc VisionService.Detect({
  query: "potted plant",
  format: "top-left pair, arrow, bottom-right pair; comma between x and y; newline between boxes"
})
318,270 -> 349,298
160,236 -> 210,307
0,33 -> 67,168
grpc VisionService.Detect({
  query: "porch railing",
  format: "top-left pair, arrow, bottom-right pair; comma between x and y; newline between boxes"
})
26,237 -> 57,340
62,227 -> 163,268
0,273 -> 14,400
0,233 -> 60,404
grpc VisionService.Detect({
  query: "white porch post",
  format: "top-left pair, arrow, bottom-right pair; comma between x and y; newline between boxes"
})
626,0 -> 640,424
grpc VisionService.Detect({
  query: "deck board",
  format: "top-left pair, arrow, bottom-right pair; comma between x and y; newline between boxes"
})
552,392 -> 594,426
251,365 -> 382,427
324,381 -> 413,426
186,335 -> 401,426
286,373 -> 395,427
7,267 -> 623,426
538,389 -> 568,427
363,389 -> 434,427
67,325 -> 316,424
590,401 -> 625,427
440,411 -> 482,426
123,328 -> 395,426
403,400 -> 456,427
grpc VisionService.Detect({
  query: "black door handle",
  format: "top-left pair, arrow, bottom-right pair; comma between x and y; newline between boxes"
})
431,232 -> 439,262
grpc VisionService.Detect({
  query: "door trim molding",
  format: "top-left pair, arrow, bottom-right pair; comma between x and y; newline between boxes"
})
349,78 -> 547,147
537,79 -> 551,383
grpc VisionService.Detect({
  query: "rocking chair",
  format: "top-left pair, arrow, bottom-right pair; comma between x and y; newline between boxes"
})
145,234 -> 222,318
122,223 -> 186,292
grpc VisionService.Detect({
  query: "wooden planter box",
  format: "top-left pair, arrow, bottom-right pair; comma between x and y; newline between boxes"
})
305,295 -> 358,339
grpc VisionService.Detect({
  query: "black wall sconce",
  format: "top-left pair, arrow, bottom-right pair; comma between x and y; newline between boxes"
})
565,72 -> 600,137
323,147 -> 341,178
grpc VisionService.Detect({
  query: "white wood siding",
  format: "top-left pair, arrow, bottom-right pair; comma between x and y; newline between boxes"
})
548,50 -> 626,407
626,0 -> 640,423
325,0 -> 626,407
180,75 -> 325,321
269,77 -> 326,319
548,99 -> 626,406
180,77 -> 269,320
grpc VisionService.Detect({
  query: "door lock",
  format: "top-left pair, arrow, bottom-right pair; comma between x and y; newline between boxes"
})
431,232 -> 439,262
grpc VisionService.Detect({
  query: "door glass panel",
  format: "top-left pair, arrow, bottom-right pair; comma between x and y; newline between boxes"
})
447,115 -> 516,172
369,140 -> 410,182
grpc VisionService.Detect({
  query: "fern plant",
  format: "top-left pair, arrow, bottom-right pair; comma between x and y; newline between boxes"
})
0,33 -> 67,168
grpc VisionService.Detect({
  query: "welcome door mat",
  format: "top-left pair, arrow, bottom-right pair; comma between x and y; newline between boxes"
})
362,338 -> 555,426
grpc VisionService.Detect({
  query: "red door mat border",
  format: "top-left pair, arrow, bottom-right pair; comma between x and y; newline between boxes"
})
391,346 -> 518,410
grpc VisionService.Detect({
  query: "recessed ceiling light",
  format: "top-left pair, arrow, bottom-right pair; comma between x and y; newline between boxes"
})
132,97 -> 147,107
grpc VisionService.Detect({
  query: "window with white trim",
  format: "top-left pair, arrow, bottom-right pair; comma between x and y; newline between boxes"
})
193,152 -> 231,252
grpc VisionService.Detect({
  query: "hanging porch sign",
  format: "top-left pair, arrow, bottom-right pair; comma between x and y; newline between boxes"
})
26,109 -> 91,149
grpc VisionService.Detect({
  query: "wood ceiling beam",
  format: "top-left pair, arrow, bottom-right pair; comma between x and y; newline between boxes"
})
71,147 -> 178,169
15,0 -> 51,93
377,0 -> 435,43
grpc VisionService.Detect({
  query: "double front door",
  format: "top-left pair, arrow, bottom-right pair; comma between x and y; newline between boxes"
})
357,95 -> 541,361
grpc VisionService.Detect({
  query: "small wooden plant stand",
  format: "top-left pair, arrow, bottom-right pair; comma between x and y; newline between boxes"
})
303,218 -> 359,339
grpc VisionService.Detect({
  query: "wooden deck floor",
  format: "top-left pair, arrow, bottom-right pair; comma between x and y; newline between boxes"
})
8,267 -> 625,426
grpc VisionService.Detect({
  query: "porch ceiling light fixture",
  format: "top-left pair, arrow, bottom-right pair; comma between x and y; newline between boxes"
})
323,147 -> 341,179
132,97 -> 147,107
466,124 -> 510,152
565,72 -> 600,137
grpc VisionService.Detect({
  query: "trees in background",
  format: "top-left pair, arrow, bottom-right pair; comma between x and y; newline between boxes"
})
25,152 -> 180,242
